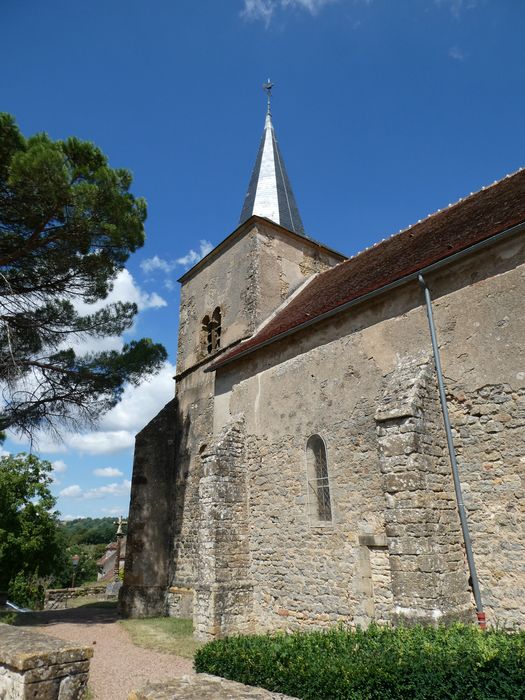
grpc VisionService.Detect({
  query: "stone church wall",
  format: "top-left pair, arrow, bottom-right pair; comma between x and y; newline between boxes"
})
213,233 -> 525,632
124,227 -> 524,632
449,384 -> 525,628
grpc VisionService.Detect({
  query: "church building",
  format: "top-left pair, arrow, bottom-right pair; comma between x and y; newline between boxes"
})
121,90 -> 525,640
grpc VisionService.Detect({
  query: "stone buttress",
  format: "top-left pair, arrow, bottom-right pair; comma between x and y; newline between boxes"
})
375,358 -> 474,624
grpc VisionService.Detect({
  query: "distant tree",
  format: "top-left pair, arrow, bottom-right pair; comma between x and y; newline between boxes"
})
0,113 -> 167,438
0,453 -> 68,604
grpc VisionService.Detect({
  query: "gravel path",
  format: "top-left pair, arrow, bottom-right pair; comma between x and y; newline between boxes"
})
28,607 -> 193,700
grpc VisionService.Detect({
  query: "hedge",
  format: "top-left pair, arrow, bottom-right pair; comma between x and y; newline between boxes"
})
194,623 -> 525,699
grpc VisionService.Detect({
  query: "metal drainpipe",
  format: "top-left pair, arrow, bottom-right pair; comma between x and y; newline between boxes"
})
417,274 -> 486,629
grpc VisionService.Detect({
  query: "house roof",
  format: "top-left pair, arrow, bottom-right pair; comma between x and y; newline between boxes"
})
210,168 -> 525,371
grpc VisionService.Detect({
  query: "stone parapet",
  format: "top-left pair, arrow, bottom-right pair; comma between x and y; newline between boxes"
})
129,674 -> 298,699
44,585 -> 107,610
0,623 -> 92,699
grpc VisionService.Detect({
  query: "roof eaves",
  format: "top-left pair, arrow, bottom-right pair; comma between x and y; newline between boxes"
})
207,216 -> 525,373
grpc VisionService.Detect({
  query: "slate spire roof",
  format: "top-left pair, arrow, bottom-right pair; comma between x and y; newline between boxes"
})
239,100 -> 306,236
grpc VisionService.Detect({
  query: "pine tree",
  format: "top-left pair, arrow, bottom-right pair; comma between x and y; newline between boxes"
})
0,114 -> 167,437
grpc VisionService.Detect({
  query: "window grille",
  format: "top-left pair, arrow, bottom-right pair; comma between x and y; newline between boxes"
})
211,307 -> 221,350
201,307 -> 222,355
306,435 -> 332,523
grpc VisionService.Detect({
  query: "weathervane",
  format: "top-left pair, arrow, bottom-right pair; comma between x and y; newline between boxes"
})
263,79 -> 274,115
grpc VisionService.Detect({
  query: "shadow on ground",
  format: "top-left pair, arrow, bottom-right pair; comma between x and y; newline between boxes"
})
8,602 -> 120,627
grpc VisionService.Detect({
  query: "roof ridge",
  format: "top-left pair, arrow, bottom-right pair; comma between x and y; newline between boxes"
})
345,166 -> 525,264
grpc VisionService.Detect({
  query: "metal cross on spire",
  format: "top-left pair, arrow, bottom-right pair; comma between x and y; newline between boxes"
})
239,78 -> 306,236
263,79 -> 274,115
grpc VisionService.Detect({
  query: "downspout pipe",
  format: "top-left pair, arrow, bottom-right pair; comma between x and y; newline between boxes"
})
417,273 -> 486,629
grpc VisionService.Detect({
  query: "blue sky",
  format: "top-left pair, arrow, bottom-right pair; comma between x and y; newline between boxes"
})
2,0 -> 524,519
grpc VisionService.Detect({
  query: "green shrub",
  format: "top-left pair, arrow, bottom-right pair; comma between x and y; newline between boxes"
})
7,571 -> 45,609
194,624 -> 525,700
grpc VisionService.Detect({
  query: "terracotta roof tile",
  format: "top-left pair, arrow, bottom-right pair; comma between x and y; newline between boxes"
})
210,169 -> 525,370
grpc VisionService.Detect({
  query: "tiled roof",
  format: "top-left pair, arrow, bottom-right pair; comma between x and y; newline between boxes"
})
211,168 -> 525,371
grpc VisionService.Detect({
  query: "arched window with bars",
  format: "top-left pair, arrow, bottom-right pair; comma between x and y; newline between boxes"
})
211,307 -> 221,350
306,435 -> 332,523
200,307 -> 222,356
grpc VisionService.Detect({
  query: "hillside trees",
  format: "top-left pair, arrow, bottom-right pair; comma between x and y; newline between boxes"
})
61,516 -> 127,545
0,453 -> 68,604
0,113 -> 167,438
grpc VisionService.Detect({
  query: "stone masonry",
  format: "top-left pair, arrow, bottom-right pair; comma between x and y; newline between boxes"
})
0,623 -> 92,699
123,209 -> 525,637
375,358 -> 473,625
129,674 -> 298,700
193,417 -> 253,640
449,383 -> 525,628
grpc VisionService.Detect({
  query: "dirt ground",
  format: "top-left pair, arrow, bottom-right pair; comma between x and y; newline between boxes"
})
23,606 -> 193,700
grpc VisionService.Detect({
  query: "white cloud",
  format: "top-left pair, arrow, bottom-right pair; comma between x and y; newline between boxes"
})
101,507 -> 127,516
241,0 -> 477,25
58,479 -> 131,500
60,484 -> 83,498
435,0 -> 477,19
140,255 -> 173,275
52,459 -> 68,473
141,240 -> 213,283
61,268 -> 167,358
50,459 -> 68,484
76,268 -> 166,314
84,480 -> 131,499
67,431 -> 135,455
448,46 -> 465,60
8,361 -> 177,457
175,240 -> 214,268
60,360 -> 176,455
93,467 -> 124,478
241,0 -> 338,24
61,514 -> 85,521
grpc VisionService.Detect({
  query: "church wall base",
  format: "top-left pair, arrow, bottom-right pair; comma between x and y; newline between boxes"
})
194,584 -> 255,641
166,586 -> 194,618
119,585 -> 167,619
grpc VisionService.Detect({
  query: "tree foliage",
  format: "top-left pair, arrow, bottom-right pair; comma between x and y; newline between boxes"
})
0,453 -> 68,594
0,113 -> 167,437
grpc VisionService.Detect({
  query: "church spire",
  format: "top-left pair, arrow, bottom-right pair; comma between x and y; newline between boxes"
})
239,81 -> 306,237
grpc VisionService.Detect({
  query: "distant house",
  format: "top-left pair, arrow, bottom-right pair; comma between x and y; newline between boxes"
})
97,537 -> 126,581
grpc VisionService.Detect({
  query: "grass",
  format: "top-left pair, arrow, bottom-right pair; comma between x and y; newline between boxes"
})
120,617 -> 202,659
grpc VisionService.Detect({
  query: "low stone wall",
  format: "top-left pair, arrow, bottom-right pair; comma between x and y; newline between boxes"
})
44,585 -> 108,610
129,674 -> 298,699
0,623 -> 92,699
